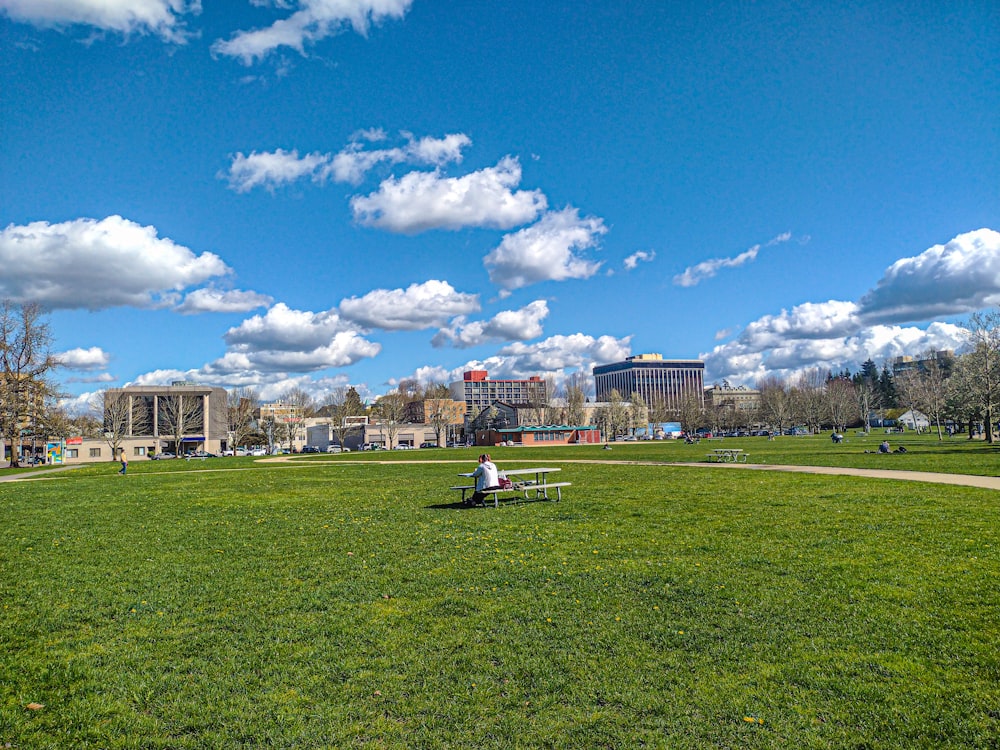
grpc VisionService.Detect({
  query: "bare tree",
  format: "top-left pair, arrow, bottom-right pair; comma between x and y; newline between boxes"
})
158,392 -> 203,456
425,399 -> 454,447
895,355 -> 950,439
594,388 -> 629,441
757,375 -> 792,434
0,301 -> 59,467
792,369 -> 826,434
627,391 -> 648,436
824,378 -> 856,432
227,387 -> 259,451
961,310 -> 1000,443
565,382 -> 587,426
373,390 -> 407,449
676,392 -> 706,436
93,389 -> 151,460
322,386 -> 364,449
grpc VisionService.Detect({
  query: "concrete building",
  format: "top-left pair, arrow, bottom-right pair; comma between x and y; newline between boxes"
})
104,382 -> 228,455
704,383 -> 760,411
449,370 -> 547,421
593,353 -> 705,410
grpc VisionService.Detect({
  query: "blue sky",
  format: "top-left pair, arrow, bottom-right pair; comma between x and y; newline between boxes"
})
2,0 -> 998,409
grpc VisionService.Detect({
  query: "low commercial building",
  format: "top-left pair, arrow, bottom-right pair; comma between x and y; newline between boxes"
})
476,425 -> 603,447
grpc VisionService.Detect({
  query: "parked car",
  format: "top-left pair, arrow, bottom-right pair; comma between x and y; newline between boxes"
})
187,450 -> 217,458
419,442 -> 438,449
301,445 -> 321,454
151,452 -> 176,460
249,447 -> 267,456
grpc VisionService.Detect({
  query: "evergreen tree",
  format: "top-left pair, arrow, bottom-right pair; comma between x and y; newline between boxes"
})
878,364 -> 897,409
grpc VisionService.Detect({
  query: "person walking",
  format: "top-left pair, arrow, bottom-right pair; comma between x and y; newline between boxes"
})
118,448 -> 128,475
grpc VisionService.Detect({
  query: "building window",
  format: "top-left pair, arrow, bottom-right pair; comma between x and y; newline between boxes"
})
66,449 -> 78,459
89,448 -> 101,458
134,446 -> 146,457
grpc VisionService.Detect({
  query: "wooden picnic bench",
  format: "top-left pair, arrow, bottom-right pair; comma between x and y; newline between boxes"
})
452,467 -> 570,508
705,448 -> 748,463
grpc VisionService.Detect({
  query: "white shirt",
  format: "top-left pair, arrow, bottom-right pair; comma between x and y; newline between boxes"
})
473,460 -> 499,490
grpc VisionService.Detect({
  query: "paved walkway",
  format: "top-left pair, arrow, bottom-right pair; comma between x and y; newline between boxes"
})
671,461 -> 1000,490
2,458 -> 996,491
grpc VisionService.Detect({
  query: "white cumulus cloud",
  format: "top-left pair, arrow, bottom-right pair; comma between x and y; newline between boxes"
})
57,346 -> 111,370
0,216 -> 229,310
700,228 -> 1000,384
432,300 -> 549,348
0,0 -> 200,41
220,303 -> 380,373
857,228 -> 1000,324
176,288 -> 273,314
212,0 -> 413,65
485,207 -> 607,291
224,148 -> 329,193
350,156 -> 547,233
338,280 -> 480,331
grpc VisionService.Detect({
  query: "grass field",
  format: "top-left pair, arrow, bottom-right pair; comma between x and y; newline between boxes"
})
2,439 -> 998,747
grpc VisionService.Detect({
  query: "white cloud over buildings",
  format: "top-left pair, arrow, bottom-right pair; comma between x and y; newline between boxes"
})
432,300 -> 549,348
484,207 -> 606,291
702,229 -> 997,385
338,280 -> 480,331
0,216 -> 229,310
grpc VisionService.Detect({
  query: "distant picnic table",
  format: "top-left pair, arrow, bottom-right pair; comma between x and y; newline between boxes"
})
705,448 -> 748,463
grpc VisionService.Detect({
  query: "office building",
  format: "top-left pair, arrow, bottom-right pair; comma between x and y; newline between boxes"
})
593,353 -> 705,410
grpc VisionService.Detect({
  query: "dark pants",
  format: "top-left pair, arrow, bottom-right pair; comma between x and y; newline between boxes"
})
470,485 -> 500,505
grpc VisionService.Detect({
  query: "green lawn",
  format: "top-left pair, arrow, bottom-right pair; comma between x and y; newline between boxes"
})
1,454 -> 998,747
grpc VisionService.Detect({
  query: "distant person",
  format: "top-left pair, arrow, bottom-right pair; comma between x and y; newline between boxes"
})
878,440 -> 890,454
469,453 -> 499,507
118,448 -> 128,475
831,432 -> 843,444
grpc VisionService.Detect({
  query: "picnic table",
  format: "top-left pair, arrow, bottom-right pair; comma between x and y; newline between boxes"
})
452,467 -> 570,508
705,448 -> 748,463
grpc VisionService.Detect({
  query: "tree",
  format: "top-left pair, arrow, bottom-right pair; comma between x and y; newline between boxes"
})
961,310 -> 1000,443
757,375 -> 792,434
323,386 -> 365,449
627,391 -> 648,436
896,353 -> 951,439
675,392 -> 705,436
158,392 -> 203,455
565,382 -> 587,426
792,369 -> 826,433
93,389 -> 151,460
0,301 -> 59,467
373,391 -> 407,449
227,387 -> 259,450
824,377 -> 856,432
594,388 -> 629,441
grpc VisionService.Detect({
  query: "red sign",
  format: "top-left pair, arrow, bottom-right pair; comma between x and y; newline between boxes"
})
66,437 -> 83,445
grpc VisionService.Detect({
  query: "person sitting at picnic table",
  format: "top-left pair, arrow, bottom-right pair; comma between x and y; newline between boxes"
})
878,440 -> 890,454
468,453 -> 500,507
